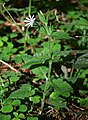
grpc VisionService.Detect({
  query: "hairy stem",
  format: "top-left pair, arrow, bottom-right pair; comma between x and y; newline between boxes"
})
41,38 -> 52,113
41,60 -> 52,112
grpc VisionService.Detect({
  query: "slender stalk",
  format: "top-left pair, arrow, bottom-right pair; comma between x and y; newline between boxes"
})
48,60 -> 52,81
41,37 -> 52,113
41,60 -> 52,111
24,0 -> 31,51
29,0 -> 31,15
24,27 -> 29,51
40,76 -> 48,111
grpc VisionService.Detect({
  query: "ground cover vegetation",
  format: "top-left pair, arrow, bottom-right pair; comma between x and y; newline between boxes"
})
0,0 -> 88,119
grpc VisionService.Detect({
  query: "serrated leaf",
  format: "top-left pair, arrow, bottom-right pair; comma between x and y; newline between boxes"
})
9,84 -> 35,99
51,31 -> 71,39
22,54 -> 32,63
73,53 -> 88,68
52,78 -> 73,97
21,57 -> 45,69
38,11 -> 46,23
12,54 -> 23,63
32,66 -> 48,79
27,37 -> 42,46
49,92 -> 67,110
41,41 -> 61,52
79,97 -> 88,107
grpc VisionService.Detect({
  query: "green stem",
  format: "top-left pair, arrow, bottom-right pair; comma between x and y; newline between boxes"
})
24,27 -> 29,51
23,0 -> 32,51
41,60 -> 52,112
48,60 -> 52,81
29,0 -> 31,15
41,38 -> 52,113
40,76 -> 48,111
23,0 -> 32,52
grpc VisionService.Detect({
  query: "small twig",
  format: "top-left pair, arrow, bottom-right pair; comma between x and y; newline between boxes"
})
72,103 -> 85,111
0,64 -> 21,69
0,60 -> 19,73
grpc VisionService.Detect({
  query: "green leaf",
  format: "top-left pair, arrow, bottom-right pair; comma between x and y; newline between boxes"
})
32,66 -> 48,79
73,17 -> 88,30
0,20 -> 4,24
79,0 -> 88,3
1,53 -> 10,61
18,105 -> 27,112
51,31 -> 71,40
52,50 -> 70,62
0,114 -> 11,120
49,92 -> 67,110
52,44 -> 61,51
0,40 -> 3,47
27,37 -> 42,46
66,11 -> 80,19
78,97 -> 88,107
20,84 -> 31,91
7,42 -> 13,48
12,54 -> 23,64
11,100 -> 21,106
1,105 -> 13,113
52,78 -> 73,97
27,117 -> 38,120
39,26 -> 47,35
2,98 -> 12,105
13,112 -> 18,117
66,77 -> 77,84
10,76 -> 19,82
29,96 -> 40,104
12,118 -> 20,120
2,36 -> 8,42
41,41 -> 61,52
22,54 -> 32,63
9,84 -> 35,99
18,113 -> 25,119
21,57 -> 46,69
9,33 -> 18,38
79,90 -> 88,95
73,53 -> 88,68
17,38 -> 25,43
38,11 -> 46,24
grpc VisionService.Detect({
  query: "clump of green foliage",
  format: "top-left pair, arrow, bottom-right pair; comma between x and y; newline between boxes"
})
0,0 -> 88,119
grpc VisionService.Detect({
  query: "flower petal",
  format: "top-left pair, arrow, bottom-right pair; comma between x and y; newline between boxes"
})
24,15 -> 35,27
24,20 -> 30,22
26,17 -> 30,20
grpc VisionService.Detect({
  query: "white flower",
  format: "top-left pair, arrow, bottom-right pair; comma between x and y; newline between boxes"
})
24,15 -> 35,27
